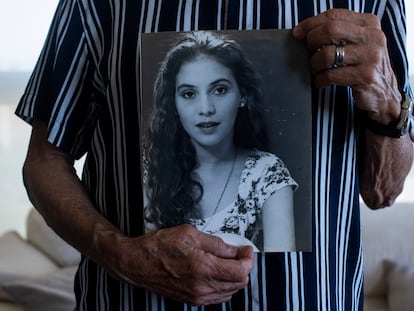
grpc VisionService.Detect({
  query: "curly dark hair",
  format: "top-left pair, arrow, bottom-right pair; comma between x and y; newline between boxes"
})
144,31 -> 268,228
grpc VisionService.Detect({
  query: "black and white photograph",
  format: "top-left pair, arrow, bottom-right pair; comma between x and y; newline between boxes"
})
140,29 -> 312,252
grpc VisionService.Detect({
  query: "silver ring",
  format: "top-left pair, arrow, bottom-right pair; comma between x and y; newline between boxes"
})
334,45 -> 345,67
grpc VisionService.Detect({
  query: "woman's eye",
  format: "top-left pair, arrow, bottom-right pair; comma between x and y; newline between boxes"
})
181,90 -> 195,99
213,86 -> 227,95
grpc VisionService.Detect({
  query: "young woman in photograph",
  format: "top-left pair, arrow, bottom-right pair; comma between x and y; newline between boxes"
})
143,31 -> 298,252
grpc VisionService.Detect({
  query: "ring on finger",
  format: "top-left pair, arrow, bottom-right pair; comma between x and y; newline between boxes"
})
334,45 -> 345,68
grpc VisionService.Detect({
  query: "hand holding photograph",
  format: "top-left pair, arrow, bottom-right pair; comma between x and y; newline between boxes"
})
140,29 -> 312,253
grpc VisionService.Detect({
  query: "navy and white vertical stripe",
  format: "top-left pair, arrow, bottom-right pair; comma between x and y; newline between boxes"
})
16,0 -> 411,310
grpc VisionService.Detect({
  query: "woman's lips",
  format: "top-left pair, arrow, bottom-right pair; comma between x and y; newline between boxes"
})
196,121 -> 220,128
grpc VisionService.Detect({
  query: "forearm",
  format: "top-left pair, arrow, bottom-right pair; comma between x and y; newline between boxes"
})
359,129 -> 413,208
23,121 -> 127,277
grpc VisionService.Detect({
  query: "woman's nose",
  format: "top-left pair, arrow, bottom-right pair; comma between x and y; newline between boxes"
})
198,95 -> 215,115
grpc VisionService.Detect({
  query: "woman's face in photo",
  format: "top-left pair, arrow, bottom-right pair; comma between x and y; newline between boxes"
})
175,54 -> 242,149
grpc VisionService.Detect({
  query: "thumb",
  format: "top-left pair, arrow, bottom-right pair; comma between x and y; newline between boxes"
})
198,231 -> 240,259
236,245 -> 254,270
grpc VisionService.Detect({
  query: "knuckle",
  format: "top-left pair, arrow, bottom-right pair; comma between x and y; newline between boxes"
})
324,20 -> 341,38
238,276 -> 249,289
367,28 -> 386,46
364,13 -> 381,28
369,48 -> 383,64
188,286 -> 210,306
177,224 -> 198,243
360,67 -> 377,85
312,51 -> 331,70
190,286 -> 204,298
325,8 -> 341,20
180,223 -> 196,234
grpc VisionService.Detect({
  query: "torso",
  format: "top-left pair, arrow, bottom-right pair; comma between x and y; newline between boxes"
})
16,1 -> 409,310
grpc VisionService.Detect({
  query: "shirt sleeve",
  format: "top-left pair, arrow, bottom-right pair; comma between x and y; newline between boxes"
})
15,0 -> 97,160
255,152 -> 298,207
382,1 -> 411,93
382,1 -> 414,140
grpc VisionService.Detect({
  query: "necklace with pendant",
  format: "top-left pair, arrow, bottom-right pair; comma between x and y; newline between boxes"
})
201,149 -> 237,231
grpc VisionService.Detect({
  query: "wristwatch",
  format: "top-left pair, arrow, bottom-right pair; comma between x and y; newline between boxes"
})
364,92 -> 413,139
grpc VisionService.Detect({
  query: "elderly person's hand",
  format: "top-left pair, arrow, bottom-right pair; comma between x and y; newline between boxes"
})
292,8 -> 402,126
293,8 -> 413,209
111,224 -> 254,306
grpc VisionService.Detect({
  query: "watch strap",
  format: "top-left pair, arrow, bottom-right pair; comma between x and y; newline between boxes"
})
364,115 -> 407,138
363,92 -> 413,139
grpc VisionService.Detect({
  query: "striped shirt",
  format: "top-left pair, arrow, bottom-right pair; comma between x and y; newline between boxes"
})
16,0 -> 411,310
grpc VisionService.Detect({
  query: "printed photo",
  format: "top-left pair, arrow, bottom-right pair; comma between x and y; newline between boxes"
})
140,29 -> 312,252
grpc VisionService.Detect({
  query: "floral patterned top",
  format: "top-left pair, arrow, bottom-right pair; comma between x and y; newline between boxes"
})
189,149 -> 298,251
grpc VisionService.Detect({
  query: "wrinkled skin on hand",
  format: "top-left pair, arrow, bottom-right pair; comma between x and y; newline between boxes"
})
293,8 -> 401,125
108,224 -> 254,306
292,9 -> 413,209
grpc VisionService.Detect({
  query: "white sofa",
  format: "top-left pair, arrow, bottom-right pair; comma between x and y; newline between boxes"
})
1,204 -> 414,310
362,202 -> 414,311
0,209 -> 80,311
